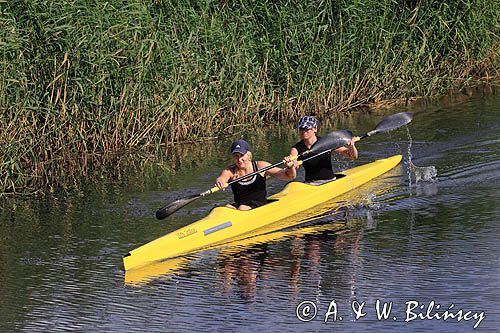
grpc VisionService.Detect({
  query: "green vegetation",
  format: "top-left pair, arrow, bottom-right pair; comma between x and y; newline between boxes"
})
1,0 -> 498,195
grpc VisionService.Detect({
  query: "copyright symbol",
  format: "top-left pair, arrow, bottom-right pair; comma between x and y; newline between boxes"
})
296,301 -> 317,322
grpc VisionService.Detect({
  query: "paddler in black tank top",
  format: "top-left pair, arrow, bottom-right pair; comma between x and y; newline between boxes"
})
215,139 -> 297,211
289,116 -> 358,184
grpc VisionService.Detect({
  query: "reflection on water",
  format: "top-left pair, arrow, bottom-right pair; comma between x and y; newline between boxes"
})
1,92 -> 499,332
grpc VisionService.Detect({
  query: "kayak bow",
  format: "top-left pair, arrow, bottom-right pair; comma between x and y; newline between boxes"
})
124,155 -> 402,271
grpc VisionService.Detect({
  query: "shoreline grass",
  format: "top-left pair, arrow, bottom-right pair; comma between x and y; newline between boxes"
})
1,0 -> 499,195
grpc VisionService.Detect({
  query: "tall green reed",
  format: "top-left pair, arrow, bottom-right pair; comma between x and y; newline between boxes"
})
0,0 -> 498,195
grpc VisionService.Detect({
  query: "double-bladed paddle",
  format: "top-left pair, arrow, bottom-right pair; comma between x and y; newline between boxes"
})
155,111 -> 413,219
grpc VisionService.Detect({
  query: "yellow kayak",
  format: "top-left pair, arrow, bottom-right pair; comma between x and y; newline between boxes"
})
123,155 -> 402,271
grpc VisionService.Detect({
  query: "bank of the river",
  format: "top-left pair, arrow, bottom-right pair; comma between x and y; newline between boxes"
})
1,0 -> 498,194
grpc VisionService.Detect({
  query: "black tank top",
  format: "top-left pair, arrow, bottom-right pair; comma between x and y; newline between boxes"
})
230,161 -> 267,206
293,136 -> 335,182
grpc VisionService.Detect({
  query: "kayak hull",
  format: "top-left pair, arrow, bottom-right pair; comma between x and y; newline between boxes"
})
124,155 -> 402,271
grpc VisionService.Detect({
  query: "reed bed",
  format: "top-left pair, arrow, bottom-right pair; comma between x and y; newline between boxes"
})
0,0 -> 498,195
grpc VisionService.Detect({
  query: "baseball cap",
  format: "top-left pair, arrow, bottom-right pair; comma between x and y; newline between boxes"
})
297,116 -> 318,129
230,139 -> 251,155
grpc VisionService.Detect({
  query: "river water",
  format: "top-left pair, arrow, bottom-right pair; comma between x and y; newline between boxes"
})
1,89 -> 499,332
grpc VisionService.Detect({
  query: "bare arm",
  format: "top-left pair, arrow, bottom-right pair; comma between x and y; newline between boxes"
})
215,168 -> 234,190
334,138 -> 358,160
258,160 -> 297,181
284,147 -> 300,169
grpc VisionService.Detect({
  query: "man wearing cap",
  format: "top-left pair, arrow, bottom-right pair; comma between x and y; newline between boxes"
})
215,139 -> 297,210
289,116 -> 358,185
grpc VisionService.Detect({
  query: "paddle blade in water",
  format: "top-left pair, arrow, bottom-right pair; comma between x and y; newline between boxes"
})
366,112 -> 413,137
155,195 -> 200,220
309,130 -> 353,154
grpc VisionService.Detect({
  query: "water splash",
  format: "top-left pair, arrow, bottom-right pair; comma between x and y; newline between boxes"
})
410,163 -> 438,183
405,127 -> 438,187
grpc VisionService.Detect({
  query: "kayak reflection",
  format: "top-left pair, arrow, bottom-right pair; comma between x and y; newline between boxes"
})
215,220 -> 369,301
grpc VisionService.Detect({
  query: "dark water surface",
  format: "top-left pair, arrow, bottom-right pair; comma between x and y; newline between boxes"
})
1,91 -> 499,332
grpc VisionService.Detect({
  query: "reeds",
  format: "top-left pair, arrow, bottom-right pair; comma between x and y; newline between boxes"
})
1,0 -> 498,195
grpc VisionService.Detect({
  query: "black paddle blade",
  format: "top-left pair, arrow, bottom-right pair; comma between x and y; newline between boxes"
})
155,194 -> 200,220
366,112 -> 413,137
308,130 -> 353,155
